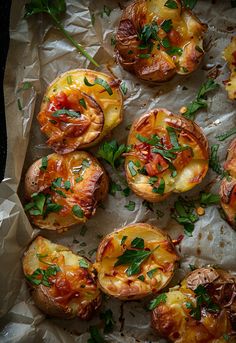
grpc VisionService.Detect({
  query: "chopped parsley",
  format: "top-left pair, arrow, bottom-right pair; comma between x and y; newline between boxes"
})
79,258 -> 89,269
72,205 -> 84,218
131,237 -> 144,249
164,0 -> 178,9
79,98 -> 87,109
100,309 -> 115,333
216,127 -> 236,141
40,156 -> 48,171
161,19 -> 172,33
26,265 -> 60,287
147,267 -> 158,279
149,293 -> 167,310
172,197 -> 199,237
97,140 -> 127,169
124,201 -> 135,211
152,178 -> 165,195
84,76 -> 113,96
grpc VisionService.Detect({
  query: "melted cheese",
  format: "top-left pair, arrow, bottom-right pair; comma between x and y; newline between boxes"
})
223,37 -> 236,100
95,223 -> 179,300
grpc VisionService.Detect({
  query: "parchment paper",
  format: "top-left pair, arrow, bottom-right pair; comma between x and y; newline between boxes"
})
0,0 -> 236,342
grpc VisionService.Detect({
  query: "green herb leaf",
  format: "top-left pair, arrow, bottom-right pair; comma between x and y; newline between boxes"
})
152,178 -> 165,195
131,237 -> 144,249
161,37 -> 171,48
183,79 -> 219,120
40,156 -> 48,171
54,189 -> 66,198
124,201 -> 135,211
52,109 -> 81,118
24,0 -> 99,67
209,144 -> 223,175
136,133 -> 160,146
26,265 -> 60,287
87,326 -> 105,343
115,249 -> 152,276
72,205 -> 84,218
100,309 -> 115,334
128,161 -> 137,176
223,333 -> 230,341
166,126 -> 180,148
182,0 -> 198,10
97,140 -> 127,169
161,19 -> 172,33
166,47 -> 183,56
173,197 -> 199,237
52,177 -> 62,188
80,225 -> 87,236
75,176 -> 83,183
84,76 -> 113,96
100,5 -> 112,17
79,98 -> 87,109
149,176 -> 159,186
216,127 -> 236,141
22,81 -> 32,90
149,293 -> 167,310
121,236 -> 128,245
44,203 -> 63,216
139,53 -> 150,59
164,0 -> 178,9
64,180 -> 71,190
122,187 -> 130,197
138,22 -> 159,45
109,181 -> 122,196
147,267 -> 158,279
120,81 -> 128,95
67,75 -> 72,85
138,275 -> 145,281
79,258 -> 89,269
199,192 -> 220,206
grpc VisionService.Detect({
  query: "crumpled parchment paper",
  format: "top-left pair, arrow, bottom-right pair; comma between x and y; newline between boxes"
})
0,0 -> 236,342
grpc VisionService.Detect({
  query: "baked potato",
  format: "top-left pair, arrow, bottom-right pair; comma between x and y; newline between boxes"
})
220,138 -> 236,228
223,36 -> 236,100
22,236 -> 101,319
95,223 -> 180,300
24,151 -> 108,230
38,69 -> 123,154
116,0 -> 207,82
151,267 -> 236,343
125,108 -> 209,202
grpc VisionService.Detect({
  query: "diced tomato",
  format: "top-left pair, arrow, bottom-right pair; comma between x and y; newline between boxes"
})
145,153 -> 169,177
49,91 -> 69,111
168,29 -> 181,45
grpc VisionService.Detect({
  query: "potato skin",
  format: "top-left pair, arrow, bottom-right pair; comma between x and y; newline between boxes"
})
38,69 -> 123,154
125,108 -> 209,202
24,151 -> 109,230
116,0 -> 207,82
95,223 -> 180,300
22,236 -> 102,320
220,138 -> 236,229
151,267 -> 236,343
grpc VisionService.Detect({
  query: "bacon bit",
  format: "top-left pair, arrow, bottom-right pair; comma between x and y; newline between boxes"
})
145,154 -> 169,177
162,134 -> 172,150
180,106 -> 187,114
172,234 -> 184,245
196,207 -> 205,216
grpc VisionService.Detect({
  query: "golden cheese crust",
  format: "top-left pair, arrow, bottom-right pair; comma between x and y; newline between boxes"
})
38,69 -> 123,154
125,108 -> 209,202
95,223 -> 180,300
223,36 -> 236,100
220,138 -> 236,228
152,267 -> 236,343
116,0 -> 207,82
24,151 -> 109,230
22,236 -> 102,319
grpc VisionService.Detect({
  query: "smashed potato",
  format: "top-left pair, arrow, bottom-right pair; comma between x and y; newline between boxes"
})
116,0 -> 207,81
220,138 -> 236,228
223,36 -> 236,100
151,267 -> 236,343
125,108 -> 209,202
95,223 -> 180,300
38,69 -> 123,154
22,236 -> 101,319
24,151 -> 108,230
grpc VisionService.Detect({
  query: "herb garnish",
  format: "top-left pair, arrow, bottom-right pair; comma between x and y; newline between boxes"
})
186,284 -> 220,320
164,0 -> 178,9
131,237 -> 144,249
24,0 -> 99,67
147,267 -> 158,279
79,258 -> 89,269
182,79 -> 219,120
109,181 -> 122,196
115,243 -> 159,276
149,293 -> 167,310
121,236 -> 128,245
172,197 -> 198,237
72,205 -> 84,218
84,76 -> 113,96
100,309 -> 115,333
79,98 -> 87,109
209,144 -> 223,175
52,109 -> 81,118
97,140 -> 127,169
87,326 -> 105,343
216,127 -> 236,141
120,81 -> 128,95
40,156 -> 48,171
124,201 -> 135,211
199,192 -> 220,207
152,178 -> 165,195
26,265 -> 60,287
161,19 -> 172,33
